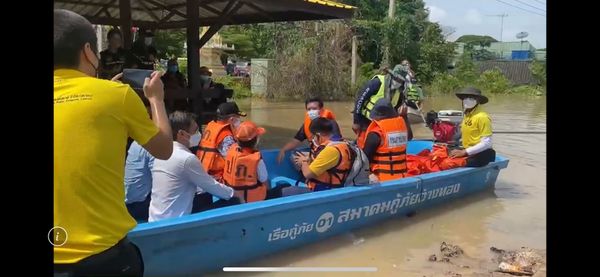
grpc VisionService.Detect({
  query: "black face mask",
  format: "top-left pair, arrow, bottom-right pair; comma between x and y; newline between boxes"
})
84,50 -> 99,77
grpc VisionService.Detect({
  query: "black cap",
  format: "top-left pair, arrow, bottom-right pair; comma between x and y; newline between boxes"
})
140,28 -> 154,37
371,98 -> 398,119
217,102 -> 247,117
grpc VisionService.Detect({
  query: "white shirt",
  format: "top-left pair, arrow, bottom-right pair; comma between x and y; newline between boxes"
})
149,142 -> 234,222
466,135 -> 493,156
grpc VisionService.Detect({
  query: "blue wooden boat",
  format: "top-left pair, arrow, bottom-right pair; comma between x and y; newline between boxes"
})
129,140 -> 509,276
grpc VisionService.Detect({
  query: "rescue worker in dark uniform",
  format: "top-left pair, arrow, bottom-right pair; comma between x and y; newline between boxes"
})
352,64 -> 413,146
98,28 -> 132,79
131,29 -> 157,70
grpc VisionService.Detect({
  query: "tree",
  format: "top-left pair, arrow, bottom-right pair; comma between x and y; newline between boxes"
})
456,35 -> 498,47
441,25 -> 456,39
530,60 -> 546,88
153,29 -> 186,59
345,0 -> 456,83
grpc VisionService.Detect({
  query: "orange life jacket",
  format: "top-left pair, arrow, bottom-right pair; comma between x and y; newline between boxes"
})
223,144 -> 267,203
197,120 -> 233,178
304,109 -> 337,159
405,145 -> 466,176
306,141 -> 353,191
365,116 -> 408,181
357,129 -> 367,149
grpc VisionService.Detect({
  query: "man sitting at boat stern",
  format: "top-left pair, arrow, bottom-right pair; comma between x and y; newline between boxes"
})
295,118 -> 354,191
223,121 -> 268,203
360,98 -> 411,183
149,111 -> 236,222
449,87 -> 496,167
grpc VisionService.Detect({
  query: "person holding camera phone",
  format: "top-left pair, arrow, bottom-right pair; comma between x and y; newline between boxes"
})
54,10 -> 173,277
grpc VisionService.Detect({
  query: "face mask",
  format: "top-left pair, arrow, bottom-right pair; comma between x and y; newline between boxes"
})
85,49 -> 100,78
188,131 -> 201,147
231,117 -> 241,129
312,134 -> 320,146
144,37 -> 153,46
391,80 -> 402,90
463,98 -> 478,109
307,109 -> 320,120
200,75 -> 211,83
168,65 -> 178,73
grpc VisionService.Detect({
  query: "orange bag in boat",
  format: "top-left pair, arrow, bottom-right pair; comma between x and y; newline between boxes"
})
407,144 -> 467,175
406,154 -> 427,176
439,157 -> 467,170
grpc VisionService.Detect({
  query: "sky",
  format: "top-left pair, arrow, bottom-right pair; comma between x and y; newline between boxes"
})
423,0 -> 546,48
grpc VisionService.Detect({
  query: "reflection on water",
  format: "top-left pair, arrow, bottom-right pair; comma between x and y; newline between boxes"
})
209,95 -> 546,276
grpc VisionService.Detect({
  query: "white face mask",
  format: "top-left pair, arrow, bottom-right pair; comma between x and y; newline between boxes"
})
307,109 -> 320,120
144,37 -> 153,46
463,98 -> 478,109
231,117 -> 242,129
312,134 -> 320,146
188,131 -> 201,147
391,80 -> 402,90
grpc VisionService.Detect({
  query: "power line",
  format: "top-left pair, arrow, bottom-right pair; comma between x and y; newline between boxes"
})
495,0 -> 546,17
511,0 -> 546,12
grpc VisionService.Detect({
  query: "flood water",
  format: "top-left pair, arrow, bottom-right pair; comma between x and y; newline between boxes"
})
209,94 -> 546,276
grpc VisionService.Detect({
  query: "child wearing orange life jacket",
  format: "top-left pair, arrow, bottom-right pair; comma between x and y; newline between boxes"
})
223,121 -> 268,203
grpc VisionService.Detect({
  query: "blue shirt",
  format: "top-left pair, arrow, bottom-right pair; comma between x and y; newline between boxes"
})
124,141 -> 155,204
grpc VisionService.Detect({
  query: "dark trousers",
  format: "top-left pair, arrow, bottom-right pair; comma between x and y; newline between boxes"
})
191,193 -> 241,213
54,237 -> 143,277
466,148 -> 496,167
126,194 -> 151,222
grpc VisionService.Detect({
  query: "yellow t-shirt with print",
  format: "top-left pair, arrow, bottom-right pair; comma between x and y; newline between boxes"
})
461,105 -> 492,148
54,69 -> 159,264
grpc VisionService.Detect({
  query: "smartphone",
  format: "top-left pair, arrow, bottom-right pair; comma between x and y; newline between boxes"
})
122,69 -> 153,89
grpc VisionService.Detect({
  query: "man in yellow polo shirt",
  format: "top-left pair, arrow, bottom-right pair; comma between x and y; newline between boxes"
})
54,10 -> 173,276
449,87 -> 496,167
296,118 -> 353,191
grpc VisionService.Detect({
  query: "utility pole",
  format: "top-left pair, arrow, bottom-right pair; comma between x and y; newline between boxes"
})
351,35 -> 357,86
486,14 -> 508,41
383,0 -> 395,67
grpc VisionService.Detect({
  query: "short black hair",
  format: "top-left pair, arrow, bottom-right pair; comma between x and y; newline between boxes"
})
238,137 -> 258,148
169,111 -> 197,141
54,9 -> 98,69
305,97 -> 324,109
309,117 -> 333,135
107,28 -> 122,40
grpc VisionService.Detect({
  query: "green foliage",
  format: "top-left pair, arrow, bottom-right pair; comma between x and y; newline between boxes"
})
454,54 -> 478,84
347,0 -> 455,84
476,68 -> 511,94
530,60 -> 546,88
430,73 -> 462,94
213,75 -> 252,99
508,85 -> 545,96
153,29 -> 186,59
456,35 -> 498,47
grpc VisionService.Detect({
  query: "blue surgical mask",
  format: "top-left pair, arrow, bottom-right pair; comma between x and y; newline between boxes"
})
168,65 -> 178,73
200,75 -> 210,83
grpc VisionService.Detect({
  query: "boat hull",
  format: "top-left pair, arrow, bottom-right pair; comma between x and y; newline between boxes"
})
129,141 -> 509,276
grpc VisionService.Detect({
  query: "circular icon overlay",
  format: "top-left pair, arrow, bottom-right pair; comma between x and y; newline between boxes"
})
49,226 -> 68,246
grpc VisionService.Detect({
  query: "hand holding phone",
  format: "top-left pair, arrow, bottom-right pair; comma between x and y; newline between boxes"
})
122,69 -> 153,89
143,71 -> 165,102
